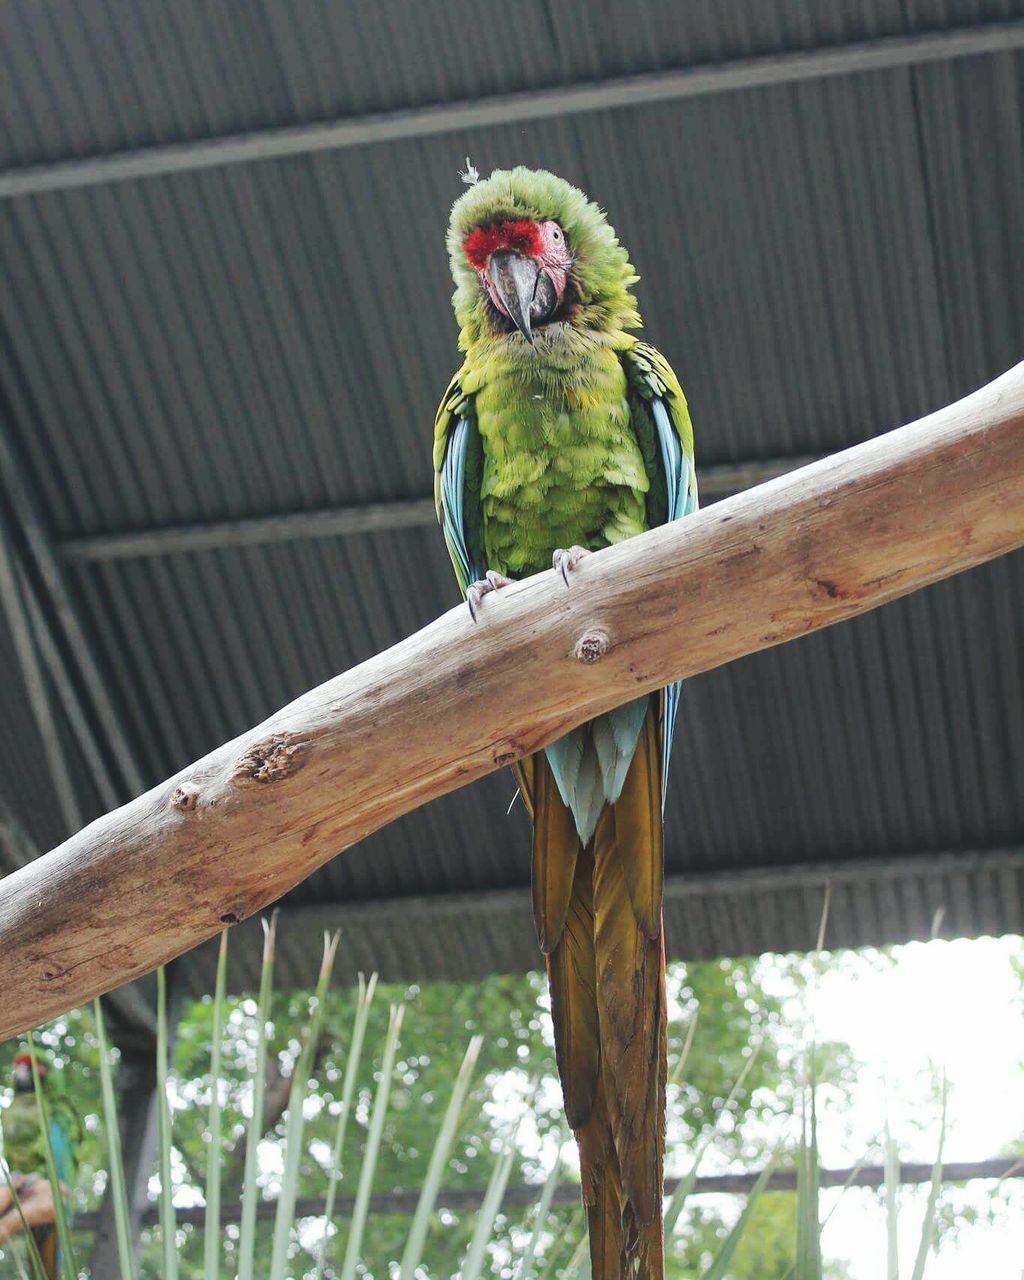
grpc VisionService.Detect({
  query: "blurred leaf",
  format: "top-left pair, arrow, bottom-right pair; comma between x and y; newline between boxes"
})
340,1003 -> 405,1280
665,1039 -> 764,1235
910,1076 -> 948,1280
514,1130 -> 568,1280
28,1036 -> 77,1280
318,972 -> 377,1280
400,1034 -> 482,1279
269,932 -> 340,1280
462,1119 -> 518,1280
204,931 -> 229,1280
702,1150 -> 778,1280
884,1114 -> 899,1280
156,968 -> 176,1280
94,998 -> 135,1280
238,913 -> 277,1280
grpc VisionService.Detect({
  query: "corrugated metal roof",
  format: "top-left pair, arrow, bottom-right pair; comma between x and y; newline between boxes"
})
0,1 -> 1021,1001
7,1 -> 1011,168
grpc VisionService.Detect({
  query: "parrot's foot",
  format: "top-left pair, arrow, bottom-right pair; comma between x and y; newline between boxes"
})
552,545 -> 591,586
467,570 -> 512,622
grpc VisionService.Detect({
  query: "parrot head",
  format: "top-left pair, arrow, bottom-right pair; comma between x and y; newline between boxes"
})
462,216 -> 572,343
12,1052 -> 46,1093
447,166 -> 640,350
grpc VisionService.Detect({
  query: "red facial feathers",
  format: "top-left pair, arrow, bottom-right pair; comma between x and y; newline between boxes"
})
463,219 -> 542,270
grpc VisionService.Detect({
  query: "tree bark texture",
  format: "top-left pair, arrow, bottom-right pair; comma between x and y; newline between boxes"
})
0,362 -> 1022,1040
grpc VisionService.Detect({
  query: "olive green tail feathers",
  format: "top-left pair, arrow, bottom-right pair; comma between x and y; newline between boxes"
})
519,706 -> 667,1279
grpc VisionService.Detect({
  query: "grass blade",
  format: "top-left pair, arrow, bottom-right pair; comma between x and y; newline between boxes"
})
821,1145 -> 877,1230
10,1232 -> 38,1280
156,967 -> 177,1280
269,932 -> 340,1280
669,1008 -> 699,1089
238,912 -> 278,1280
664,1039 -> 764,1235
534,1207 -> 584,1280
514,1133 -> 568,1280
462,1122 -> 519,1280
317,973 -> 378,1279
798,1059 -> 824,1280
793,891 -> 828,1280
795,1052 -> 821,1280
1,1159 -> 48,1280
340,1002 -> 406,1280
910,1076 -> 948,1280
399,1033 -> 483,1279
884,1112 -> 900,1280
558,1228 -> 590,1280
204,930 -> 229,1280
26,1037 -> 77,1280
94,998 -> 136,1279
702,1149 -> 778,1280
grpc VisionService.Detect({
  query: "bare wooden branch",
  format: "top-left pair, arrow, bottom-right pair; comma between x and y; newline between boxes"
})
1,363 -> 1022,1041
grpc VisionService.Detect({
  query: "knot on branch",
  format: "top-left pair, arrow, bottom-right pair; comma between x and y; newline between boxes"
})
230,733 -> 307,787
170,781 -> 200,812
574,629 -> 611,664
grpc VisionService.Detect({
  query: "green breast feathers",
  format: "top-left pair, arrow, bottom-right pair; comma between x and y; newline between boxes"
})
467,342 -> 649,577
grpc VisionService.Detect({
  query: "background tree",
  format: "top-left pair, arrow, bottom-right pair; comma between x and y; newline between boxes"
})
3,948 -> 852,1279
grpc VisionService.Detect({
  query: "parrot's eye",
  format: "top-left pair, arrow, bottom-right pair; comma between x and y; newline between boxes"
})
552,228 -> 562,242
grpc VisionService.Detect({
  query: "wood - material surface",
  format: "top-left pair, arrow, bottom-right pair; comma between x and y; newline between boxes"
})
1,363 -> 1022,1040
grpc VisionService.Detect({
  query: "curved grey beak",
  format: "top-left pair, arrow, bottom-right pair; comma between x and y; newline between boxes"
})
488,250 -> 539,343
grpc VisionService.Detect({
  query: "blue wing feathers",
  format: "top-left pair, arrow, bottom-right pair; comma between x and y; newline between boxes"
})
597,698 -> 652,802
440,371 -> 695,835
652,399 -> 683,519
545,387 -> 694,838
441,416 -> 482,592
49,1115 -> 73,1189
651,392 -> 697,805
545,731 -> 584,803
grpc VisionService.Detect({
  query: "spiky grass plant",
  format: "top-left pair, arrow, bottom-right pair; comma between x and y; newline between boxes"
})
2,925 -> 955,1280
0,1038 -> 80,1280
83,924 -> 498,1279
785,892 -> 950,1280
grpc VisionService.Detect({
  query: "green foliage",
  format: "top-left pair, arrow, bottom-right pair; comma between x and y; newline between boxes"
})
5,953 -> 800,1278
157,967 -> 177,1280
682,1192 -> 800,1280
0,944 -> 971,1279
0,1010 -> 106,1213
94,999 -> 135,1279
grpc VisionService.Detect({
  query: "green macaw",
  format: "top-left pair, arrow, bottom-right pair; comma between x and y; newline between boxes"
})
433,167 -> 697,1280
3,1053 -> 79,1278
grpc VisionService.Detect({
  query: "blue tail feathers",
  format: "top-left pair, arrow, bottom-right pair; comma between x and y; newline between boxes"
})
544,695 -> 650,844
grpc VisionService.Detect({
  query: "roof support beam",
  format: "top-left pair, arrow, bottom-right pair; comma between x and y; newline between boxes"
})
0,22 -> 1021,198
178,846 -> 1024,994
0,500 -> 83,832
0,797 -> 43,872
0,426 -> 156,1039
259,847 -> 1024,925
70,1156 -> 1024,1231
0,360 -> 1020,1039
0,430 -> 145,797
56,457 -> 816,563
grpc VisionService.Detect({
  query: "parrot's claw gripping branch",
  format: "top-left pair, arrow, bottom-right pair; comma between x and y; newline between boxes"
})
553,545 -> 592,586
466,570 -> 513,622
0,361 -> 1022,1041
